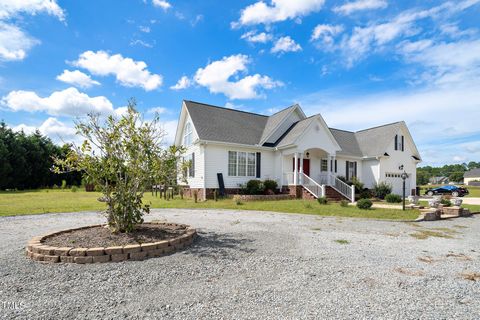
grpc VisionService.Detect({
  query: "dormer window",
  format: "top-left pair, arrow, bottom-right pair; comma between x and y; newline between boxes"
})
183,122 -> 192,147
394,134 -> 404,152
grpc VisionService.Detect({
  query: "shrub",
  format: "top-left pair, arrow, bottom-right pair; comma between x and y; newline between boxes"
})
61,180 -> 67,189
71,186 -> 78,192
385,193 -> 402,203
246,179 -> 264,195
317,197 -> 328,205
357,198 -> 373,210
373,182 -> 392,199
263,179 -> 278,193
440,198 -> 452,207
337,176 -> 347,183
350,177 -> 364,193
235,199 -> 243,205
340,200 -> 349,207
358,189 -> 372,199
52,184 -> 59,189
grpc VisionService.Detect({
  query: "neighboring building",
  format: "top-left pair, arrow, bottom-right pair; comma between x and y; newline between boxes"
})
174,101 -> 422,201
429,176 -> 449,185
464,168 -> 480,185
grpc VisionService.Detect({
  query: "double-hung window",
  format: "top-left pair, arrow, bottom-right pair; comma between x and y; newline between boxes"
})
228,151 -> 256,177
183,122 -> 192,147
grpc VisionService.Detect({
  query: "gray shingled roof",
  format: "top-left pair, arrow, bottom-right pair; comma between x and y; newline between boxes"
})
184,100 -> 268,145
329,128 -> 363,157
184,101 -> 410,158
465,168 -> 480,178
275,117 -> 316,148
355,122 -> 403,157
259,105 -> 297,143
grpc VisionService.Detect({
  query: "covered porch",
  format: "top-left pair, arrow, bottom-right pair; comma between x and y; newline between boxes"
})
280,148 -> 355,202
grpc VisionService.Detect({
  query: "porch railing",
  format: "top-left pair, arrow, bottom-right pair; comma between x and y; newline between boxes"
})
328,173 -> 355,203
284,171 -> 355,202
299,172 -> 325,198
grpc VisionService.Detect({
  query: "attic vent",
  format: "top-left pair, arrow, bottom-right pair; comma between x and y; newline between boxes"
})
315,125 -> 320,132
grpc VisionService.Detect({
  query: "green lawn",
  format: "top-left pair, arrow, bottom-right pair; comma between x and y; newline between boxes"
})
0,189 -> 419,220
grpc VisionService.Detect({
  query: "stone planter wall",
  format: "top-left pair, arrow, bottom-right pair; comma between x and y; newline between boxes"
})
25,223 -> 196,264
232,194 -> 295,201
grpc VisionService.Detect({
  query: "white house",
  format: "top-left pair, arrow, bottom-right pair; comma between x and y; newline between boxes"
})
174,100 -> 422,201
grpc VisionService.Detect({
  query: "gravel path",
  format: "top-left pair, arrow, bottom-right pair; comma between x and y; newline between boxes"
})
1,209 -> 479,319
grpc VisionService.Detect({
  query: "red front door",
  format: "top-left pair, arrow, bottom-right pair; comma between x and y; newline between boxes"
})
292,158 -> 310,176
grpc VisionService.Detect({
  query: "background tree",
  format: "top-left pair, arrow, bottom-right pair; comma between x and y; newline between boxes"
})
54,100 -> 181,233
0,122 -> 81,190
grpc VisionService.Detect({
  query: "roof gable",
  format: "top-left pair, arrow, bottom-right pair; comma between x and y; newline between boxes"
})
259,104 -> 306,145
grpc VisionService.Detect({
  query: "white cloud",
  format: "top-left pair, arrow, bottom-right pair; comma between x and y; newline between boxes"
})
333,0 -> 387,15
0,22 -> 39,61
152,0 -> 171,10
241,31 -> 273,43
139,26 -> 150,33
170,76 -> 191,90
147,107 -> 168,114
234,0 -> 325,26
339,0 -> 480,66
73,50 -> 162,91
311,24 -> 343,50
0,1 -> 65,61
299,83 -> 480,165
271,36 -> 302,53
130,39 -> 154,48
56,70 -> 100,88
1,87 -> 114,117
193,54 -> 282,100
0,0 -> 65,20
13,117 -> 76,142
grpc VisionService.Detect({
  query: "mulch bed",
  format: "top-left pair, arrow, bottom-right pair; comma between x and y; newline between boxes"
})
44,223 -> 188,248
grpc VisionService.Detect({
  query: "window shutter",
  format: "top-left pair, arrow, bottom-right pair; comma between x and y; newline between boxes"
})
190,153 -> 195,177
346,161 -> 350,181
354,161 -> 357,178
256,152 -> 261,178
330,159 -> 333,172
394,135 -> 398,150
335,160 -> 337,173
401,135 -> 405,152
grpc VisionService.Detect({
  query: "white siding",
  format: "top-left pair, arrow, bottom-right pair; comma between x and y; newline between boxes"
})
177,113 -> 205,189
204,144 -> 276,188
335,156 -> 363,182
361,159 -> 380,189
378,128 -> 418,195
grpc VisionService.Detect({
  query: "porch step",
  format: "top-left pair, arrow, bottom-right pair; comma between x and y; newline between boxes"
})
324,186 -> 349,201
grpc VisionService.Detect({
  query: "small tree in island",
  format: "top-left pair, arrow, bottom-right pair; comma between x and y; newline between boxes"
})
54,99 -> 188,233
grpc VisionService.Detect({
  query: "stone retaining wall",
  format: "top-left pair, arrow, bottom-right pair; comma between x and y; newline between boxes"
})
25,223 -> 196,264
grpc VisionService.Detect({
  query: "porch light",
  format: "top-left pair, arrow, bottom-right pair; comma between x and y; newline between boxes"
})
306,152 -> 310,158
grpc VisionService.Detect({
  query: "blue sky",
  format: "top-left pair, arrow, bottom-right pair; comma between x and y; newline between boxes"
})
1,0 -> 479,166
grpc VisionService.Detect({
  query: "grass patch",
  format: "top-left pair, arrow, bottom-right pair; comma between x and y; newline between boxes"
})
0,189 -> 419,220
409,230 -> 454,239
334,239 -> 350,244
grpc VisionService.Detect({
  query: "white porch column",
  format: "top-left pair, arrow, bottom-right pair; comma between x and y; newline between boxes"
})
293,152 -> 298,186
280,152 -> 284,186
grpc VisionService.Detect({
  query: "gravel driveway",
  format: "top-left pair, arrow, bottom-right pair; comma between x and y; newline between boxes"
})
1,209 -> 479,319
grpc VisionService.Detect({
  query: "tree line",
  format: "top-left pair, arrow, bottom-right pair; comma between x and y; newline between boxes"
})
417,162 -> 480,185
0,122 -> 82,190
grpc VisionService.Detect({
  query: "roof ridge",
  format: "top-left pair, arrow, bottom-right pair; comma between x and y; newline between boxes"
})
184,100 -> 268,118
268,104 -> 297,116
355,121 -> 403,133
329,127 -> 355,133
